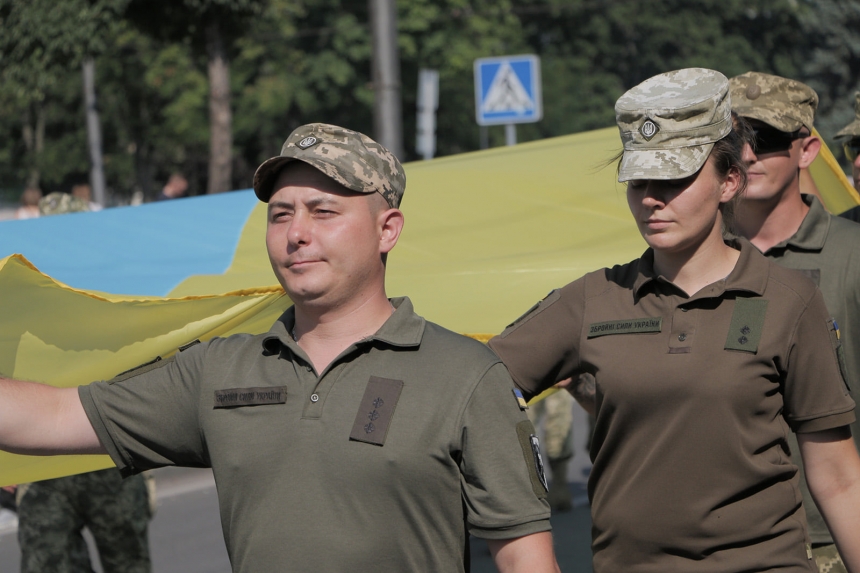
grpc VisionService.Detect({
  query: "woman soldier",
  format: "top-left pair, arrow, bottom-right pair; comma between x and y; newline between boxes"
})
489,68 -> 860,572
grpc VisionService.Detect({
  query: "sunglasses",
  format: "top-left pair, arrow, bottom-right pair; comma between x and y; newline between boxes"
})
844,139 -> 860,162
751,125 -> 806,155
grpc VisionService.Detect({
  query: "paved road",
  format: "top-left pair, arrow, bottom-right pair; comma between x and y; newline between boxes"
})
0,404 -> 594,572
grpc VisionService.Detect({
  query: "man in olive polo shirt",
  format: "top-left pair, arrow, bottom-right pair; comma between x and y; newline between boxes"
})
0,124 -> 558,573
730,71 -> 860,572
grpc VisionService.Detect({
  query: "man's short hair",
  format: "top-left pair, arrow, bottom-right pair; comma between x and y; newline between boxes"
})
729,72 -> 818,133
253,123 -> 406,209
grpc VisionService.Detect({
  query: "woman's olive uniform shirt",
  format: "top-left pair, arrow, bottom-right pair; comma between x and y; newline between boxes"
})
80,298 -> 551,573
490,241 -> 854,573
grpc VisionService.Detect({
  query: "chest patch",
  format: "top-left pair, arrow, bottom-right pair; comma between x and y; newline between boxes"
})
724,298 -> 768,353
349,376 -> 403,446
587,317 -> 662,338
213,386 -> 287,408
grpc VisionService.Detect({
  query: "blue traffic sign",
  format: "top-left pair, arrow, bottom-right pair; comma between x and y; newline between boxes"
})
474,55 -> 542,126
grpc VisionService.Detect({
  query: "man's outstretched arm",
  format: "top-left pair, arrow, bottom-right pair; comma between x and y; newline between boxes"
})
0,376 -> 104,455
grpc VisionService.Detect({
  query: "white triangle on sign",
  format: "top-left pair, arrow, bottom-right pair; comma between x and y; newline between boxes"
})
482,62 -> 534,114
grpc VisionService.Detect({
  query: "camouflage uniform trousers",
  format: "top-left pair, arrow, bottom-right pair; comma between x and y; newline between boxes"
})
812,544 -> 847,573
17,468 -> 151,573
528,389 -> 574,463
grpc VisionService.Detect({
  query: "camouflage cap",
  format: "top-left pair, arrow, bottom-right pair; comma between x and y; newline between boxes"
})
253,123 -> 405,208
615,68 -> 732,182
729,71 -> 818,132
38,192 -> 90,216
835,92 -> 860,140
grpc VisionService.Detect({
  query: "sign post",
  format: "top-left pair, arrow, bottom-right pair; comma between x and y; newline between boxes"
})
474,54 -> 542,145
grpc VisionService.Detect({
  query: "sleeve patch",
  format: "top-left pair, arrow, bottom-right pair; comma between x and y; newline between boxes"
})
516,420 -> 548,498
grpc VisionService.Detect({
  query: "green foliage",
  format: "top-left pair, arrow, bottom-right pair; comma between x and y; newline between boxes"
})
1,0 -> 859,198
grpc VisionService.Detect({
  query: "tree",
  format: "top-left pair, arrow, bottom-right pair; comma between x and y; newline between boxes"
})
125,0 -> 265,194
0,0 -> 126,189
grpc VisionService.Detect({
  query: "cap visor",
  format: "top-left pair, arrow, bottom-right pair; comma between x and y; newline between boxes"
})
618,143 -> 714,182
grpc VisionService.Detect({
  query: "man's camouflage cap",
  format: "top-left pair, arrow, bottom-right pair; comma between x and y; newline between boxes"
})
835,92 -> 860,140
38,192 -> 90,216
615,68 -> 732,182
253,123 -> 405,208
729,71 -> 818,132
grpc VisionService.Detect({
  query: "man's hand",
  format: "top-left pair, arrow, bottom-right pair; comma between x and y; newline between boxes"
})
560,373 -> 596,417
487,531 -> 560,573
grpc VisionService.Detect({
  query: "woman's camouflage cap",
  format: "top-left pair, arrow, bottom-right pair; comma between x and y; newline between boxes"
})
253,123 -> 405,208
729,72 -> 818,133
615,68 -> 732,182
835,92 -> 860,141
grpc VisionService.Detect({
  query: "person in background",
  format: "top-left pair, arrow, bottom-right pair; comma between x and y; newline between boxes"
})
155,173 -> 188,201
71,183 -> 102,212
9,193 -> 154,573
836,92 -> 860,221
15,187 -> 42,220
490,68 -> 860,572
729,71 -> 860,573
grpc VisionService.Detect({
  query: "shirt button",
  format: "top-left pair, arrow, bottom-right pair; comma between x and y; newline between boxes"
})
310,393 -> 320,403
680,307 -> 689,312
678,333 -> 687,341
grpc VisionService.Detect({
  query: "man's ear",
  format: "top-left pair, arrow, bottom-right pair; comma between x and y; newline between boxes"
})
798,135 -> 822,169
378,209 -> 404,255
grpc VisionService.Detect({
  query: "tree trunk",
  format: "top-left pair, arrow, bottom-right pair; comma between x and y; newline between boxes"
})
369,0 -> 404,160
22,104 -> 45,189
83,57 -> 107,207
205,21 -> 232,194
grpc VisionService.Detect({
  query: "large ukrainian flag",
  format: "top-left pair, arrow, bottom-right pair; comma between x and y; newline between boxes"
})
0,128 -> 856,485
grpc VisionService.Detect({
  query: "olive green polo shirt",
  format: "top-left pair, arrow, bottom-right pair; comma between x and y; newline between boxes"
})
79,297 -> 550,573
758,194 -> 860,545
490,240 -> 854,573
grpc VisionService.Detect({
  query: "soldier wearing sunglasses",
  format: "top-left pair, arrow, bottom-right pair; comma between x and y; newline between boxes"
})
729,72 -> 860,573
836,93 -> 860,223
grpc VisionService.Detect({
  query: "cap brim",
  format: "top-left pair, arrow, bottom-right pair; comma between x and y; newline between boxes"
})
734,106 -> 806,132
618,143 -> 714,182
835,120 -> 860,140
253,156 -> 299,202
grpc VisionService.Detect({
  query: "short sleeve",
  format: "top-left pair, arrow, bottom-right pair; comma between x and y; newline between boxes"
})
489,278 -> 586,400
458,362 -> 551,539
78,343 -> 210,475
783,289 -> 856,433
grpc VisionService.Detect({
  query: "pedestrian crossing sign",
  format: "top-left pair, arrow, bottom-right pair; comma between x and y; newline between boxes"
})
474,55 -> 542,126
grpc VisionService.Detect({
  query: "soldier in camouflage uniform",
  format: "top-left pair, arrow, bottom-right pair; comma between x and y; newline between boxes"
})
17,470 -> 151,573
13,193 -> 153,573
730,72 -> 860,573
527,387 -> 574,511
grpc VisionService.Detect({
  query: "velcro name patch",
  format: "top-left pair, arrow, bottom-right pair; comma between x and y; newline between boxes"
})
349,376 -> 404,446
214,387 -> 287,408
588,317 -> 662,338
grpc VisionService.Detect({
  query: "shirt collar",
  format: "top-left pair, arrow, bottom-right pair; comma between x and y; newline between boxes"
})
767,194 -> 829,252
261,296 -> 425,354
632,238 -> 768,299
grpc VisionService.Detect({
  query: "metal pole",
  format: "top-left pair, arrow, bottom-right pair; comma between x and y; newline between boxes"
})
505,124 -> 517,146
416,69 -> 439,160
83,58 -> 107,206
479,126 -> 488,150
369,0 -> 404,159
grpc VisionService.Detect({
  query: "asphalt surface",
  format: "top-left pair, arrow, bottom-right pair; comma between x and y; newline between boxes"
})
0,404 -> 594,572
